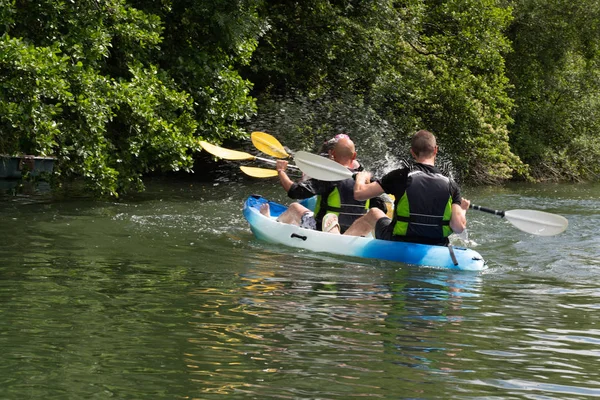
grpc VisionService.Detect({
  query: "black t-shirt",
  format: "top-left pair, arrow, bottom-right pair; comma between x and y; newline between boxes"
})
287,178 -> 335,199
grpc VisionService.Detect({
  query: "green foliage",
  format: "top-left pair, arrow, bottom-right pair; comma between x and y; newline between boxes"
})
249,0 -> 527,183
247,0 -> 416,97
374,0 -> 528,182
506,0 -> 600,181
2,0 -> 600,194
0,0 -> 262,196
137,0 -> 263,141
0,36 -> 70,156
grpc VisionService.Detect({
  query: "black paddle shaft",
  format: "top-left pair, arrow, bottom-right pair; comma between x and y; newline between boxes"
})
470,204 -> 506,218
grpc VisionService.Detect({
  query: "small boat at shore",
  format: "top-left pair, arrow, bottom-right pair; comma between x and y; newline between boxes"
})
243,195 -> 486,271
0,155 -> 55,179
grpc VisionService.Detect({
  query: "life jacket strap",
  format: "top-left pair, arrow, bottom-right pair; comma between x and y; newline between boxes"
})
396,216 -> 450,226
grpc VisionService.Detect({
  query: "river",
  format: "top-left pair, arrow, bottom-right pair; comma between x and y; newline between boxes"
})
0,176 -> 599,399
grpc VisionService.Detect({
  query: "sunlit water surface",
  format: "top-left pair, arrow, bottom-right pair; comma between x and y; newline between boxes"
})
1,177 -> 599,399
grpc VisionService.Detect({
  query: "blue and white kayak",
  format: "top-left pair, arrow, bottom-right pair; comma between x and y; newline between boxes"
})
243,195 -> 486,271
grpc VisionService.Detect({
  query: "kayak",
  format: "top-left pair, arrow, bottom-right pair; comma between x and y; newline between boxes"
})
243,195 -> 486,271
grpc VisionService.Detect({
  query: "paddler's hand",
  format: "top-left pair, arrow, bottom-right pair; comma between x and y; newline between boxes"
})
355,171 -> 372,184
460,198 -> 471,211
276,160 -> 288,172
276,159 -> 294,192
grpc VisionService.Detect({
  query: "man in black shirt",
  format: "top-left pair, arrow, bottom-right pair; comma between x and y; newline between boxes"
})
343,130 -> 470,245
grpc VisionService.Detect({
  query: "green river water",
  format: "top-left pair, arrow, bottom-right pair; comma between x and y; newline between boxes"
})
1,175 -> 599,399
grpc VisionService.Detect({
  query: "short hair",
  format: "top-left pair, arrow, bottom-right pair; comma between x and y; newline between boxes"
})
411,130 -> 437,158
319,133 -> 351,156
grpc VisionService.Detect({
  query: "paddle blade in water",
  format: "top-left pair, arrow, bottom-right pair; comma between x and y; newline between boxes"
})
199,141 -> 255,161
293,151 -> 353,181
240,166 -> 279,178
504,209 -> 568,236
251,131 -> 290,158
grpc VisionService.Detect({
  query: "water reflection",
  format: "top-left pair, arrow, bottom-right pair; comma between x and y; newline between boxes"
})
185,257 -> 484,398
2,180 -> 600,399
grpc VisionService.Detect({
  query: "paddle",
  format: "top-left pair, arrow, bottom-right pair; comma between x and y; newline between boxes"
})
252,131 -> 364,179
199,140 -> 300,171
250,131 -> 355,180
201,138 -> 352,181
239,166 -> 279,178
293,151 -> 354,181
236,148 -> 351,182
250,131 -> 291,158
469,205 -> 568,236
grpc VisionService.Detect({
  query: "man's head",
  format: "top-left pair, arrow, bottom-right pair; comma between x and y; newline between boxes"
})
411,130 -> 437,161
331,136 -> 357,168
320,133 -> 350,158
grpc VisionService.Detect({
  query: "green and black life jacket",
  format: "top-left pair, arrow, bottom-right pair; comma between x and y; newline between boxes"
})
392,169 -> 453,241
315,178 -> 369,232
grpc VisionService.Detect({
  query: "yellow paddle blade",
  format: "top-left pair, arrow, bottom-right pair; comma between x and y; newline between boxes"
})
383,194 -> 395,219
251,131 -> 290,158
240,166 -> 279,178
199,141 -> 256,161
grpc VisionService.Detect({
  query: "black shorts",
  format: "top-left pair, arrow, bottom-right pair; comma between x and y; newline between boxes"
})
374,217 -> 449,245
375,217 -> 394,240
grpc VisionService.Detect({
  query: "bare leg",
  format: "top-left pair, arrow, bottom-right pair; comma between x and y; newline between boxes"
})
344,208 -> 386,236
260,203 -> 270,217
276,202 -> 311,226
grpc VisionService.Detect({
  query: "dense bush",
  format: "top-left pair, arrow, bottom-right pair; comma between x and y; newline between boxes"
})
1,0 -> 599,196
506,0 -> 600,181
245,0 -> 528,183
0,0 -> 261,196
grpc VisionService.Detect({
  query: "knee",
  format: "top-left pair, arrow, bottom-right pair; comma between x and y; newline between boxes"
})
289,202 -> 310,214
288,202 -> 311,219
366,207 -> 385,223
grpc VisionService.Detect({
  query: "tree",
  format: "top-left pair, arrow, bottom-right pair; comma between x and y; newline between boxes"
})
0,0 -> 263,196
505,0 -> 600,181
246,0 -> 526,183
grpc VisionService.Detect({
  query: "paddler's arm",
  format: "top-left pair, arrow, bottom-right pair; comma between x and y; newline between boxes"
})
354,171 -> 385,201
449,180 -> 470,233
449,198 -> 470,234
276,160 -> 294,192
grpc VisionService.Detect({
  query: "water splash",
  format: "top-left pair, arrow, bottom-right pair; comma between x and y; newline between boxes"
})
245,93 -> 465,183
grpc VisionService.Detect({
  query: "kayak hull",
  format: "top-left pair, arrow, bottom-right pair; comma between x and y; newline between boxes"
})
243,195 -> 486,271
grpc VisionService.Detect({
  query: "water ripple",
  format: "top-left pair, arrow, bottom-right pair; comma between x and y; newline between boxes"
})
2,180 -> 600,398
